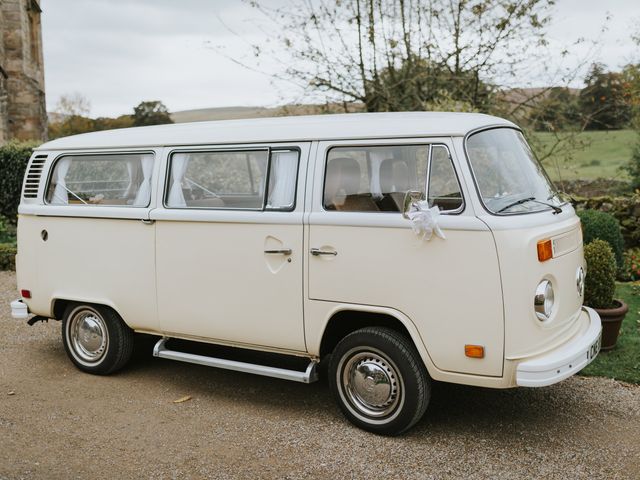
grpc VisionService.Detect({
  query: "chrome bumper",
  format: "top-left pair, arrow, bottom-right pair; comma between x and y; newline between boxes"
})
10,299 -> 29,319
516,307 -> 602,387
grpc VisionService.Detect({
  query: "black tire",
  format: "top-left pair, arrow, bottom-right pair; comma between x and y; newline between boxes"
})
329,327 -> 430,435
61,303 -> 134,375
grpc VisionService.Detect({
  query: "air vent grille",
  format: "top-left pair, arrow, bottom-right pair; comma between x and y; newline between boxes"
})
23,155 -> 47,199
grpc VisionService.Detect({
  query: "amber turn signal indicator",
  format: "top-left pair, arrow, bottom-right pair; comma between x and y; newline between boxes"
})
537,239 -> 553,262
465,345 -> 484,358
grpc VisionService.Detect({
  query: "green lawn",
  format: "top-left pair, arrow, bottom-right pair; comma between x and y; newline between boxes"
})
532,129 -> 637,182
581,282 -> 640,384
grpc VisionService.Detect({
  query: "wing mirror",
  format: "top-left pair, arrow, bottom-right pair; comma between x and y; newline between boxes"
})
402,190 -> 423,219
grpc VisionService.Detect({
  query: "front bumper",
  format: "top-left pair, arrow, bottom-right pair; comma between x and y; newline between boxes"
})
516,307 -> 602,387
10,299 -> 29,319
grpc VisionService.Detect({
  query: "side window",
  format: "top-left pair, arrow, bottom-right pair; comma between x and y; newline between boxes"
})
323,145 -> 428,212
46,153 -> 155,207
428,146 -> 464,212
166,149 -> 299,210
266,150 -> 299,210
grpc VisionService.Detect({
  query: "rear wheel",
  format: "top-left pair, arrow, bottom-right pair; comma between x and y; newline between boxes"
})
62,303 -> 134,375
329,327 -> 430,435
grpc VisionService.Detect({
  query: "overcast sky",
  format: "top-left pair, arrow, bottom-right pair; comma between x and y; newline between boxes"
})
41,0 -> 640,118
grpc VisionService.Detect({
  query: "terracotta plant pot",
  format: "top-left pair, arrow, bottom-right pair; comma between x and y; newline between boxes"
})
593,299 -> 628,351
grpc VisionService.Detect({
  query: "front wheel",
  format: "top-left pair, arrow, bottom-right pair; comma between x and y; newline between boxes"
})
62,303 -> 134,375
329,327 -> 430,435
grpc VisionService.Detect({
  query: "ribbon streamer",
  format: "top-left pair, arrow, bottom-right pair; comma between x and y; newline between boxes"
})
407,200 -> 446,241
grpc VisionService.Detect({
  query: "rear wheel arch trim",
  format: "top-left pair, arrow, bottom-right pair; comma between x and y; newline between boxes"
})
51,297 -> 124,323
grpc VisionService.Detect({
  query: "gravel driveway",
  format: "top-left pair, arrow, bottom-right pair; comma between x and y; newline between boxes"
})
1,271 -> 639,479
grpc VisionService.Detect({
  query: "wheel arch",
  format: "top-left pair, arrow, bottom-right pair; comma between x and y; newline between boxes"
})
52,296 -> 123,322
317,305 -> 436,375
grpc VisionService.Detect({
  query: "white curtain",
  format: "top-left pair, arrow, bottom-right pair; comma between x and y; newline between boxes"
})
267,151 -> 298,209
133,155 -> 154,207
122,158 -> 138,199
369,150 -> 389,200
51,157 -> 72,205
167,153 -> 189,207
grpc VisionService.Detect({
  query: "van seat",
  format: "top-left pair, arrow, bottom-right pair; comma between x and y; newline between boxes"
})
326,157 -> 380,212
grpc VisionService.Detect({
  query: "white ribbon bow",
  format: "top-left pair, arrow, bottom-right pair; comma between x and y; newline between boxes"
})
407,200 -> 446,241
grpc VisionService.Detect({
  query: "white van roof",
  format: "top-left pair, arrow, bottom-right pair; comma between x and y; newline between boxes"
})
38,112 -> 516,151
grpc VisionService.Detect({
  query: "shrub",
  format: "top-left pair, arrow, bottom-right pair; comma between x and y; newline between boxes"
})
0,243 -> 16,271
0,215 -> 16,244
583,239 -> 617,309
0,141 -> 39,224
577,209 -> 625,269
619,248 -> 640,282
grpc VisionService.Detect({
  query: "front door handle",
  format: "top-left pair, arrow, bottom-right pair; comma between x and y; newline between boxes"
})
310,248 -> 338,256
264,248 -> 292,255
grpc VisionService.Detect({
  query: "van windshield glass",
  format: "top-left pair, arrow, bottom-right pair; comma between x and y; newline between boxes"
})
466,128 -> 563,215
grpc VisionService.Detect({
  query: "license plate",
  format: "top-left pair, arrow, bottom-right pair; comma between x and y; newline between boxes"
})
587,335 -> 601,361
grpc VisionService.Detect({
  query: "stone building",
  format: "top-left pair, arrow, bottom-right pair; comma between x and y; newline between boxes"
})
0,0 -> 47,143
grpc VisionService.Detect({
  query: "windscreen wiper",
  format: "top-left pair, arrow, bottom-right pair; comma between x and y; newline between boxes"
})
529,198 -> 562,214
497,196 -> 535,213
497,196 -> 562,214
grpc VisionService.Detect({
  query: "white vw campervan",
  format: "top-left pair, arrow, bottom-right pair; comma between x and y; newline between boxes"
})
11,112 -> 601,435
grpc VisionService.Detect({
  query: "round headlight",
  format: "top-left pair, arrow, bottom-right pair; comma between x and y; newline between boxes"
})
534,280 -> 554,321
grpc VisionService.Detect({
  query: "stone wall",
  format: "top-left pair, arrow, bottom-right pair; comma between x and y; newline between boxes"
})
0,0 -> 46,143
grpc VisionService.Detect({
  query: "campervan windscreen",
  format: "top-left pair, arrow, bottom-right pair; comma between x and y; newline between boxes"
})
466,128 -> 564,215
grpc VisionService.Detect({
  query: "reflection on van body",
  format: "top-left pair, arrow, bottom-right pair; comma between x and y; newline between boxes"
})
10,112 -> 602,435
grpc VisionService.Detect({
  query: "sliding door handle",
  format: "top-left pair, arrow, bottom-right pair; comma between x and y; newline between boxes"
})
310,248 -> 337,256
264,248 -> 292,255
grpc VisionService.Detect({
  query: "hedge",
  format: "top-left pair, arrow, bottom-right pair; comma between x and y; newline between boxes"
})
573,193 -> 640,249
0,243 -> 16,271
0,141 -> 39,224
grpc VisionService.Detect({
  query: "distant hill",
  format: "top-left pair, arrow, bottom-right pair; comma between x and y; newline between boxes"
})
49,88 -> 578,126
170,103 -> 364,123
170,106 -> 276,123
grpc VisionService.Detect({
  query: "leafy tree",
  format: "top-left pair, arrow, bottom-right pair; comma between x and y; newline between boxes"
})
621,63 -> 640,126
579,63 -> 633,130
627,134 -> 640,191
132,101 -> 173,126
94,115 -> 135,131
625,30 -> 640,190
243,0 -> 554,112
529,87 -> 581,131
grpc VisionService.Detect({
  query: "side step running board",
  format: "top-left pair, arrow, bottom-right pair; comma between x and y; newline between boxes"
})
153,337 -> 318,384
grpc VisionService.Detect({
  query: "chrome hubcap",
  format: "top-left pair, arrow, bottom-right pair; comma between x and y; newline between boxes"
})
341,350 -> 402,418
69,309 -> 108,363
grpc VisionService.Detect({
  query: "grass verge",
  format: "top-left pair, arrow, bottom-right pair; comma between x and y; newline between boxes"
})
581,282 -> 640,384
534,129 -> 637,182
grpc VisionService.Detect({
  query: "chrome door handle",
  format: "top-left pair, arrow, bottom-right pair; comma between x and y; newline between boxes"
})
264,248 -> 292,255
310,248 -> 337,256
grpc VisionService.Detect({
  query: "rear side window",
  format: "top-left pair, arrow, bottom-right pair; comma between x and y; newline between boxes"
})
46,153 -> 155,207
323,144 -> 462,213
166,149 -> 299,210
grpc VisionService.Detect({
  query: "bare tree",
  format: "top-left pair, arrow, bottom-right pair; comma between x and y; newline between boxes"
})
54,92 -> 91,118
237,0 -> 555,112
214,0 -> 607,190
